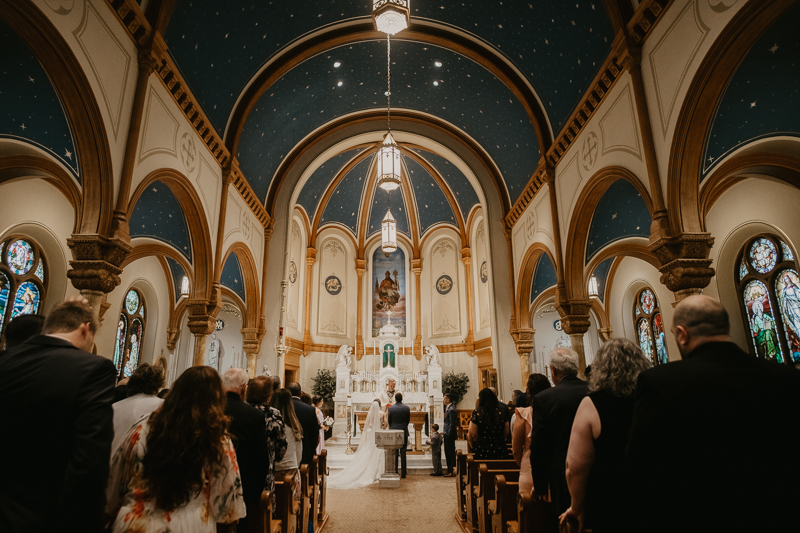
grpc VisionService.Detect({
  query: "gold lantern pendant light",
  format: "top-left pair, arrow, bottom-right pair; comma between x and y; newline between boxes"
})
381,208 -> 397,255
376,32 -> 402,193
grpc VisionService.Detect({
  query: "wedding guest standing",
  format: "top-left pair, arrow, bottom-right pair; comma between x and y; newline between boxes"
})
0,313 -> 44,352
271,389 -> 304,502
512,373 -> 551,494
0,299 -> 115,533
388,392 -> 411,478
288,382 -> 320,467
313,395 -> 326,454
442,393 -> 458,477
247,376 -> 288,494
111,362 -> 164,455
429,424 -> 444,476
105,366 -> 245,531
559,339 -> 649,532
468,388 -> 511,459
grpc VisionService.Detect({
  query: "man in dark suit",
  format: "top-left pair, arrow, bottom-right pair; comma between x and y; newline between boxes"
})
288,382 -> 320,466
626,295 -> 800,533
530,347 -> 587,515
388,392 -> 411,478
223,367 -> 269,532
0,300 -> 116,533
442,393 -> 458,476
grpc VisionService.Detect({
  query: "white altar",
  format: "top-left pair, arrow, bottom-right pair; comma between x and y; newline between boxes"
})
333,319 -> 443,444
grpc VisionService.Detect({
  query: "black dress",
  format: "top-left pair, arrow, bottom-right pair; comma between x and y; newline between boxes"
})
584,390 -> 634,533
471,405 -> 511,459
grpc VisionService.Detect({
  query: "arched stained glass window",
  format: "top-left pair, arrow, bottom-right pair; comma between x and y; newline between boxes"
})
633,286 -> 668,365
113,288 -> 146,379
0,237 -> 47,346
737,234 -> 800,365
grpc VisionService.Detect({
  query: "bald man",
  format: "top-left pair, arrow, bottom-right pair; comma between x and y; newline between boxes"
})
625,295 -> 800,533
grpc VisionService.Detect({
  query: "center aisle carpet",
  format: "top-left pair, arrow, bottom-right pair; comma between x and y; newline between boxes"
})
324,476 -> 461,532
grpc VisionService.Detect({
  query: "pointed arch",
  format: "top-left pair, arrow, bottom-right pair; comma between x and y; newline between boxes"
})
516,243 -> 558,330
220,243 -> 260,330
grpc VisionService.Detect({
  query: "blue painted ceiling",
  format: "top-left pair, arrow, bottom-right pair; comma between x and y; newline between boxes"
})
586,179 -> 650,263
407,147 -> 480,222
704,2 -> 800,177
404,155 -> 456,234
319,154 -> 372,235
591,257 -> 613,303
297,147 -> 364,220
0,18 -> 79,180
530,252 -> 558,304
165,257 -> 186,302
368,186 -> 410,239
130,180 -> 193,261
237,40 -> 540,205
221,252 -> 246,303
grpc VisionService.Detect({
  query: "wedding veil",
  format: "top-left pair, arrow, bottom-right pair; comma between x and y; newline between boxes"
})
327,401 -> 385,490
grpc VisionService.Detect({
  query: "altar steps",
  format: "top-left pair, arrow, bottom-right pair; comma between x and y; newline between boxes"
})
324,437 -> 466,476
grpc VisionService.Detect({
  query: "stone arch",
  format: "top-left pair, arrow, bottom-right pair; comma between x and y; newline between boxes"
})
516,243 -> 558,330
220,243 -> 261,330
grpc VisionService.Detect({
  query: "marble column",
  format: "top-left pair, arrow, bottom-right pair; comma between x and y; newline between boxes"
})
411,258 -> 422,358
460,248 -> 475,354
356,259 -> 366,359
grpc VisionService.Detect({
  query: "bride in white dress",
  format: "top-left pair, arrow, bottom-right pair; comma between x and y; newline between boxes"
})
327,400 -> 385,489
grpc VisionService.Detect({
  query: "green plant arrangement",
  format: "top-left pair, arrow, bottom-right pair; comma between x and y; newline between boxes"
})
311,368 -> 336,403
442,371 -> 470,405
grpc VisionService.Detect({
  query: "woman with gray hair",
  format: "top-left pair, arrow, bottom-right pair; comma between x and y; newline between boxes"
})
559,338 -> 650,533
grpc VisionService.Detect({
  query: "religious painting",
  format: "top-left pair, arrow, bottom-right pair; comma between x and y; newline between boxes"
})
781,241 -> 795,261
435,274 -> 453,295
11,281 -> 40,318
640,289 -> 655,315
739,258 -> 748,282
7,239 -> 34,275
371,246 -> 406,337
125,319 -> 143,378
749,237 -> 778,274
325,275 -> 342,295
637,318 -> 655,364
113,316 -> 127,371
775,269 -> 800,363
743,280 -> 783,363
633,286 -> 668,365
652,313 -> 669,365
35,259 -> 44,282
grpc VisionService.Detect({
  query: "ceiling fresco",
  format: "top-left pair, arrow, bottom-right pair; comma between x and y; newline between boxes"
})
319,154 -> 372,235
0,18 -> 79,180
530,251 -> 557,304
367,185 -> 410,239
296,147 -> 364,221
703,1 -> 800,177
221,252 -> 246,303
129,180 -> 193,261
236,39 -> 540,205
591,257 -> 613,303
404,155 -> 457,234
407,147 -> 480,222
165,256 -> 186,302
585,179 -> 650,264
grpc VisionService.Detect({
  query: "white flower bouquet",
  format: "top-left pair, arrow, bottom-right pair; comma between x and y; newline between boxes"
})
323,416 -> 335,428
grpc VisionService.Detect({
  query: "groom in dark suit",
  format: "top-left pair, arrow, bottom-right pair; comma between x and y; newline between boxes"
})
388,392 -> 411,478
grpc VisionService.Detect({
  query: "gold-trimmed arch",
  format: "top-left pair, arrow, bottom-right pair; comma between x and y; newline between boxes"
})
516,243 -> 558,331
220,242 -> 261,330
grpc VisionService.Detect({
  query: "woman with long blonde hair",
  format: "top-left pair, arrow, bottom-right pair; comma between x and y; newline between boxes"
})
270,389 -> 303,500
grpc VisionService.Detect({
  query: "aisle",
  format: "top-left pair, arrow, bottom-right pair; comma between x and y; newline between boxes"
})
324,476 -> 461,532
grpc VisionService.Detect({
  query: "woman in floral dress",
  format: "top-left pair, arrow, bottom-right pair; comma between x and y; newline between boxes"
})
247,376 -> 288,493
106,366 -> 245,532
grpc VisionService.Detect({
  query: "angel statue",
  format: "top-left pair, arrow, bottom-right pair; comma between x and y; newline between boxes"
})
336,345 -> 353,369
261,365 -> 272,377
425,345 -> 441,368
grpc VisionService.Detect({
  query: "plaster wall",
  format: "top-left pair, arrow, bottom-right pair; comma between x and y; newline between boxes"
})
286,215 -> 306,335
472,214 -> 492,340
530,301 -> 598,378
221,187 -> 265,281
423,229 -> 466,344
314,233 -> 352,340
213,302 -> 245,373
512,183 -> 555,280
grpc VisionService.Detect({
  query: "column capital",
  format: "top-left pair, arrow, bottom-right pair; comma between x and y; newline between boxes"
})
306,247 -> 317,266
621,42 -> 642,72
411,258 -> 422,271
554,298 -> 592,336
649,233 -> 716,298
460,247 -> 471,266
355,258 -> 367,276
67,234 -> 132,294
186,298 -> 222,336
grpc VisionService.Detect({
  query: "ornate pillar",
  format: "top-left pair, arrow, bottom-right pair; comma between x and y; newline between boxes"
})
460,248 -> 475,355
411,258 -> 423,358
355,259 -> 367,360
303,247 -> 317,353
187,298 -> 220,366
503,227 -> 518,333
649,234 -> 716,304
512,328 -> 535,382
67,235 -> 132,320
598,327 -> 613,343
555,299 -> 592,379
241,327 -> 261,377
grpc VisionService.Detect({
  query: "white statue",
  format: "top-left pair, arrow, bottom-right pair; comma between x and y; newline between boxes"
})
425,345 -> 441,368
261,364 -> 272,377
207,334 -> 220,371
336,345 -> 353,369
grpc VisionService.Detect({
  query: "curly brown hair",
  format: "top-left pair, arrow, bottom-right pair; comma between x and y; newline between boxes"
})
141,366 -> 230,511
588,338 -> 651,398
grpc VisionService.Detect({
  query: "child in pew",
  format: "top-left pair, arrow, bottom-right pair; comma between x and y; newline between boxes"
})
428,424 -> 443,476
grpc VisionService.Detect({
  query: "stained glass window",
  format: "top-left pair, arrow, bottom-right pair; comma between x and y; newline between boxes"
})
633,287 -> 667,365
743,280 -> 783,363
775,269 -> 800,363
739,258 -> 748,281
114,288 -> 145,379
781,241 -> 795,262
737,235 -> 800,366
0,237 -> 46,345
749,238 -> 778,274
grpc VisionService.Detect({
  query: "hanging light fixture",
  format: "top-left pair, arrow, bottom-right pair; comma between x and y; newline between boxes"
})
381,209 -> 397,254
588,275 -> 599,297
372,0 -> 410,35
374,29 -> 403,192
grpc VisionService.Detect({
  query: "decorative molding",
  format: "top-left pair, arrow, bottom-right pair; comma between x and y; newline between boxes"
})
481,302 -> 490,328
220,302 -> 241,319
319,314 -> 344,334
434,314 -> 459,333
105,0 -> 151,47
476,221 -> 485,243
432,238 -> 455,258
323,238 -> 346,258
535,303 -> 557,320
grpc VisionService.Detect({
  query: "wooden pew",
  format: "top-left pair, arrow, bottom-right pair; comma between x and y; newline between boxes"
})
488,475 -> 519,533
274,474 -> 300,533
512,491 -> 559,533
466,457 -> 519,532
256,491 -> 281,533
316,450 -> 329,528
307,456 -> 320,532
456,450 -> 470,521
299,464 -> 311,533
476,466 -> 520,533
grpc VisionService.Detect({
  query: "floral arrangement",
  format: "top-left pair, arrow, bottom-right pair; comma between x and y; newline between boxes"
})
323,416 -> 335,428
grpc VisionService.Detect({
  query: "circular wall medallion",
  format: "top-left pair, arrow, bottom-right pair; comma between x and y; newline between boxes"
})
325,275 -> 342,295
553,319 -> 562,332
436,274 -> 453,295
480,261 -> 488,283
289,261 -> 297,283
180,132 -> 197,172
582,131 -> 599,171
215,319 -> 226,331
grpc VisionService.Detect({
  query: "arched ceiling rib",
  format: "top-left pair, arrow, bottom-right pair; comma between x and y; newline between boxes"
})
585,178 -> 650,264
319,153 -> 373,235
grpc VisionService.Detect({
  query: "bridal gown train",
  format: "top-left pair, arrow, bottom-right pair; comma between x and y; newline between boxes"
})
327,402 -> 385,490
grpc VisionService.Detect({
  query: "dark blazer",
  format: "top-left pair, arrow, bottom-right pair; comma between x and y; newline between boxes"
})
443,404 -> 458,439
0,335 -> 116,533
530,373 -> 588,515
292,396 -> 320,465
626,341 -> 800,533
225,392 -> 270,515
388,401 -> 411,435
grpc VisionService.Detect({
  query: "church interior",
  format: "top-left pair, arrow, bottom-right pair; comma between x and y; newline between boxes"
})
1,0 -> 799,528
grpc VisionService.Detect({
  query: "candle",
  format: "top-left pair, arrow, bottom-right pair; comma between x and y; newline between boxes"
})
347,396 -> 352,407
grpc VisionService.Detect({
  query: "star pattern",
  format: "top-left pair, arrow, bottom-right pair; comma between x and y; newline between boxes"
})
296,148 -> 364,220
221,253 -> 246,303
585,179 -> 651,264
320,155 -> 372,235
407,148 -> 480,222
703,2 -> 800,177
129,181 -> 193,261
530,253 -> 557,304
404,156 -> 457,234
367,186 -> 410,239
0,19 -> 79,181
